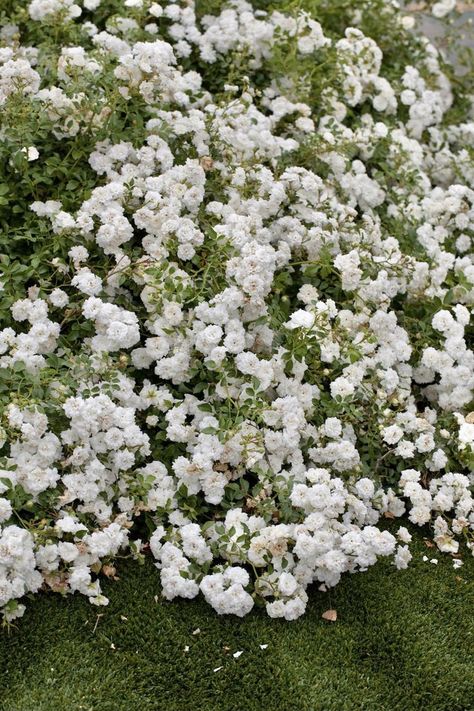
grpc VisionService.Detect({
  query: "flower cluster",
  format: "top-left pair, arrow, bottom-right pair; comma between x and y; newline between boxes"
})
0,0 -> 472,621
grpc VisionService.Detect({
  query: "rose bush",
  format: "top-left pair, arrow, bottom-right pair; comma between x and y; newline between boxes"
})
0,0 -> 472,622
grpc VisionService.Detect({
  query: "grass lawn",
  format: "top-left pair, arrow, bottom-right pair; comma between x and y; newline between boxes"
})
0,527 -> 473,711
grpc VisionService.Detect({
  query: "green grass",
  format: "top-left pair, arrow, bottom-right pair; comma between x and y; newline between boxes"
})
0,529 -> 473,711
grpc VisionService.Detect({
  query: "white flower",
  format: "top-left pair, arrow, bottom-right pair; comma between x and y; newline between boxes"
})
72,269 -> 102,296
21,146 -> 39,161
432,0 -> 456,18
382,425 -> 404,445
49,288 -> 69,308
330,378 -> 355,399
286,309 -> 315,330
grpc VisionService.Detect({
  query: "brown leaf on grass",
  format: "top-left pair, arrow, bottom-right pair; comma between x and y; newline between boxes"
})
384,511 -> 395,519
322,609 -> 337,622
102,564 -> 117,578
423,539 -> 435,548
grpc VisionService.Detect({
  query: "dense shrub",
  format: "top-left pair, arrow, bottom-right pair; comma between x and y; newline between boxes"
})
0,0 -> 472,621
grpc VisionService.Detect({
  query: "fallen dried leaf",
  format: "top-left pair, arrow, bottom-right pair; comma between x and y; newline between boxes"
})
384,511 -> 395,519
423,539 -> 435,548
322,609 -> 337,622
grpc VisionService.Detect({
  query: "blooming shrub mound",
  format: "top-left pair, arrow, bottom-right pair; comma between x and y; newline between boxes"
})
0,0 -> 473,622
